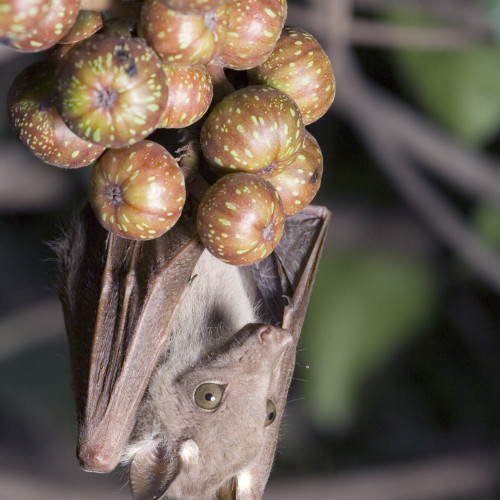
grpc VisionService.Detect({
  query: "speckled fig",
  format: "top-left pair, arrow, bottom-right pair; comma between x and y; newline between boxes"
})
56,34 -> 168,148
268,131 -> 323,216
0,0 -> 50,38
160,0 -> 222,14
216,0 -> 286,70
6,0 -> 80,52
197,172 -> 284,265
7,61 -> 105,168
248,25 -> 335,124
201,85 -> 305,177
89,140 -> 186,240
139,0 -> 228,65
160,64 -> 213,128
58,10 -> 103,44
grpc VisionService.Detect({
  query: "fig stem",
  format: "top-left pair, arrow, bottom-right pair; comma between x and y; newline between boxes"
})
79,0 -> 142,20
177,139 -> 199,181
177,139 -> 210,202
185,171 -> 211,203
206,63 -> 235,105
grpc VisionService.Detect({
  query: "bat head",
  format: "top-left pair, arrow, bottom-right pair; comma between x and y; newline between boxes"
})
124,324 -> 292,500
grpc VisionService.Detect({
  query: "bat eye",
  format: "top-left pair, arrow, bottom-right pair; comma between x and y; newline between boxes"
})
194,382 -> 225,410
265,400 -> 276,427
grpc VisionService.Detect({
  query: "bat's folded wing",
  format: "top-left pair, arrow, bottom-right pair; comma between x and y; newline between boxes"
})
55,203 -> 204,472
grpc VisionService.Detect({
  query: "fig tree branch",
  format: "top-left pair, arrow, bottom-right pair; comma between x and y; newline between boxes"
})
288,0 -> 500,294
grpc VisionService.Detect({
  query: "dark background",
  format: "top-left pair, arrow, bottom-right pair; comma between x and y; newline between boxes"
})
1,1 -> 500,498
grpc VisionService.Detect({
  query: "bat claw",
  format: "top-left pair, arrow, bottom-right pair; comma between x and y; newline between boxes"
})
283,295 -> 294,309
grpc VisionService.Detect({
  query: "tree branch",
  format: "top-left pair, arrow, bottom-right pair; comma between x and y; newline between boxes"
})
350,20 -> 494,49
336,54 -> 500,294
289,0 -> 500,294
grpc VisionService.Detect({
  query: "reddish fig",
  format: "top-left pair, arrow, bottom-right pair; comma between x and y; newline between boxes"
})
216,0 -> 286,70
0,0 -> 50,38
201,85 -> 305,177
160,64 -> 213,128
139,0 -> 228,65
89,140 -> 186,240
268,131 -> 323,217
7,61 -> 104,168
6,0 -> 79,52
248,26 -> 335,124
56,34 -> 168,148
197,172 -> 284,265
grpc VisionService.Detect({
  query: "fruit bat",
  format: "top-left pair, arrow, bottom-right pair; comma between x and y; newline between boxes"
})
54,199 -> 330,500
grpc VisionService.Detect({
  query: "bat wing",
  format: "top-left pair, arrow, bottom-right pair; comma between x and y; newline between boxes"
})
55,202 -> 204,473
218,204 -> 331,499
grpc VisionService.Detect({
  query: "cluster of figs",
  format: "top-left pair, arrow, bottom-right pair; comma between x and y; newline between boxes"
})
4,0 -> 335,266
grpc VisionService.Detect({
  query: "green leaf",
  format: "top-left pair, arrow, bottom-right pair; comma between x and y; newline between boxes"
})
299,250 -> 437,430
389,10 -> 500,146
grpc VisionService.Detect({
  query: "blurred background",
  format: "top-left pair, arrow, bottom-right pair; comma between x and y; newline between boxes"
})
2,0 -> 500,498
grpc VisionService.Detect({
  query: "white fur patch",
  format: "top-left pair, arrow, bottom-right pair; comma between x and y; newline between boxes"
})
120,436 -> 157,465
237,468 -> 253,493
179,439 -> 200,464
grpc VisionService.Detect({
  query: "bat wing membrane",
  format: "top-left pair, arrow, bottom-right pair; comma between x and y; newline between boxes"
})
56,203 -> 204,472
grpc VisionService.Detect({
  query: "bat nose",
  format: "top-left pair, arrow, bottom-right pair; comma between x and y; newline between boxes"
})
258,325 -> 292,349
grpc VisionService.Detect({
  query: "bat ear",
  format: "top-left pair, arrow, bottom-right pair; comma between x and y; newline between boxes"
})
129,440 -> 180,500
